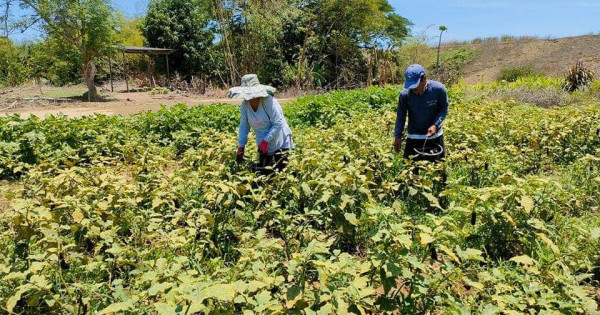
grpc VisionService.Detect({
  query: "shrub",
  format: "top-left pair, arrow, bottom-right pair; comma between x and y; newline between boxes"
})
0,38 -> 29,87
498,66 -> 540,82
562,59 -> 594,92
430,48 -> 476,86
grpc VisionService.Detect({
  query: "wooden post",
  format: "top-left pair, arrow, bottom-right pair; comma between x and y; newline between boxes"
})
166,54 -> 170,88
123,50 -> 129,92
109,56 -> 114,92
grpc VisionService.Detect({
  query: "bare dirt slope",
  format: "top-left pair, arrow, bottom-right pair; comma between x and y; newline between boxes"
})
447,35 -> 600,84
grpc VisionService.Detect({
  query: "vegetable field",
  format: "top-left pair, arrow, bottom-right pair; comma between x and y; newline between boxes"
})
1,79 -> 600,314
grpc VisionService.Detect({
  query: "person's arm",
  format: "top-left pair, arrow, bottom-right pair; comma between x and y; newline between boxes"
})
394,94 -> 408,153
394,94 -> 408,139
238,103 -> 250,148
433,86 -> 449,130
264,97 -> 284,142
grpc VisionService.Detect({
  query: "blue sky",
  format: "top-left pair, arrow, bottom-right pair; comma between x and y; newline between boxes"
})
10,0 -> 600,43
391,0 -> 600,43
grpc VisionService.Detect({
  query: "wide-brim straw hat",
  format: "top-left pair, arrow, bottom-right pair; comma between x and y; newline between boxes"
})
227,74 -> 276,101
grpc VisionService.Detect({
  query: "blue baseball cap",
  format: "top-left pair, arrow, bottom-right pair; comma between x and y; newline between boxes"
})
404,64 -> 426,89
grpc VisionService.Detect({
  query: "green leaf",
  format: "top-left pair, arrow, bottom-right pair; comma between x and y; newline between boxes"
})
154,303 -> 179,315
457,247 -> 485,262
520,196 -> 534,214
98,300 -> 134,314
419,233 -> 434,247
463,276 -> 484,291
148,282 -> 174,297
285,285 -> 303,309
422,191 -> 441,209
590,228 -> 600,240
340,194 -> 353,210
482,304 -> 501,315
344,213 -> 359,226
6,285 -> 32,313
205,284 -> 236,301
509,255 -> 535,266
536,233 -> 559,254
301,183 -> 312,196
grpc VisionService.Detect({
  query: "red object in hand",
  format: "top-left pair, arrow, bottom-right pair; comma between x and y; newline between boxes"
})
259,140 -> 269,154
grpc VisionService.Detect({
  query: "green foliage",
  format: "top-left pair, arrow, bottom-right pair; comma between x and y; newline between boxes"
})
1,82 -> 599,313
431,47 -> 476,86
0,38 -> 29,87
143,0 -> 215,80
19,0 -> 118,99
7,0 -> 411,90
498,66 -> 540,82
26,38 -> 83,86
116,15 -> 145,47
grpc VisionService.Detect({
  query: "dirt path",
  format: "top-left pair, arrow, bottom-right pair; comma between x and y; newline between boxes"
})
1,84 -> 297,118
3,98 -> 295,118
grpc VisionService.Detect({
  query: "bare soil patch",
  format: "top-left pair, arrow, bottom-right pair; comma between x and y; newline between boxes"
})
1,82 -> 299,118
443,35 -> 600,84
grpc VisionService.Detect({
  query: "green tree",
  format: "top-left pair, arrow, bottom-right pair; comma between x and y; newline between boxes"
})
0,37 -> 28,86
19,0 -> 117,101
142,0 -> 215,82
26,37 -> 82,87
295,0 -> 411,88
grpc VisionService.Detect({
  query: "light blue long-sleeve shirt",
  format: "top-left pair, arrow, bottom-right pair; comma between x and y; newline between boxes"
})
238,96 -> 294,155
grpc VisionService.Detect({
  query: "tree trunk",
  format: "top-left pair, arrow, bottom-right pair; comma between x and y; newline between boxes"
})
83,60 -> 99,101
4,1 -> 9,38
436,31 -> 444,71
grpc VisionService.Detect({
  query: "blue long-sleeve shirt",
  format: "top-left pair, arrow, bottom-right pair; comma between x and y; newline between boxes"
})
394,80 -> 449,140
238,96 -> 294,155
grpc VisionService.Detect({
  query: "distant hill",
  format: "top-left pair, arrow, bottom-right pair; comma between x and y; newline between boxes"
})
442,35 -> 600,83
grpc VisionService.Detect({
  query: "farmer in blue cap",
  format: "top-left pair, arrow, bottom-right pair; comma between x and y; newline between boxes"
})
394,64 -> 448,162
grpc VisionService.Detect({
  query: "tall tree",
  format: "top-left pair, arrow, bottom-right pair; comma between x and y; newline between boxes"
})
0,0 -> 17,38
436,25 -> 447,71
142,0 -> 214,82
18,0 -> 117,101
295,0 -> 412,88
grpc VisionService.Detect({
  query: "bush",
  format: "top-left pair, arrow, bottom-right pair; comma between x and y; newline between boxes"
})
0,38 -> 29,87
498,66 -> 540,82
562,59 -> 594,93
430,48 -> 476,86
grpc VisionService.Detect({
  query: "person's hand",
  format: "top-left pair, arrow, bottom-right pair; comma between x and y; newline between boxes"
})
259,140 -> 269,155
427,125 -> 437,137
394,138 -> 403,153
236,146 -> 245,162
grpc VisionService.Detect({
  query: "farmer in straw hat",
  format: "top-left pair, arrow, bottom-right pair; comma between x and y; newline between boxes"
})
228,74 -> 294,173
394,64 -> 448,162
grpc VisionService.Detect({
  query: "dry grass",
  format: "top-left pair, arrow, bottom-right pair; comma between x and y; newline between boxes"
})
465,86 -> 574,108
492,87 -> 570,108
444,35 -> 600,84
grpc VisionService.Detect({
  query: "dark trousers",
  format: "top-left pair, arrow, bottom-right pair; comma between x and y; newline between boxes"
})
404,136 -> 448,207
256,148 -> 290,175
